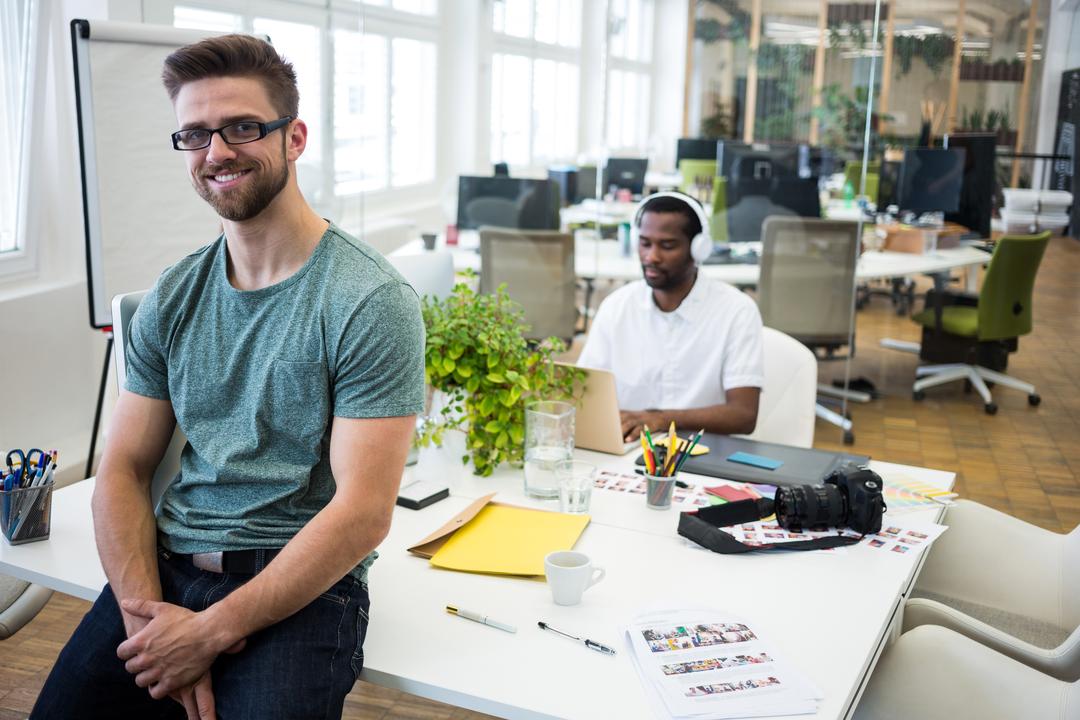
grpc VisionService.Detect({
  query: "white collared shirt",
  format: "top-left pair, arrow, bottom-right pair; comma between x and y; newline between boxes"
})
577,275 -> 764,411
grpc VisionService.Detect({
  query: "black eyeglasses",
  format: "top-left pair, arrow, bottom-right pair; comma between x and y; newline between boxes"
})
171,116 -> 294,151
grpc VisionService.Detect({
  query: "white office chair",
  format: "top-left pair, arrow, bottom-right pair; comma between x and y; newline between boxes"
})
0,575 -> 52,639
387,251 -> 456,301
741,327 -> 817,448
903,499 -> 1080,681
853,624 -> 1080,720
112,292 -> 186,509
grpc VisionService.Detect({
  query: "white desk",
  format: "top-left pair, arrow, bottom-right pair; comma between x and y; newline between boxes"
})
0,437 -> 953,720
396,232 -> 991,290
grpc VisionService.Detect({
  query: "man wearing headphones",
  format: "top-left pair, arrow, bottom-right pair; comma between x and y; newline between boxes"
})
577,192 -> 764,442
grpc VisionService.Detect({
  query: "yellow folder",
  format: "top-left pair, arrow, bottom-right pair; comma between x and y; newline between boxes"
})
428,503 -> 589,576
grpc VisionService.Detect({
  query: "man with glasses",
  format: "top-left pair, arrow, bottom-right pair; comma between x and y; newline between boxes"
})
32,34 -> 424,720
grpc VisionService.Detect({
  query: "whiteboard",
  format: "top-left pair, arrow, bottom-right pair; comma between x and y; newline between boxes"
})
71,19 -> 225,328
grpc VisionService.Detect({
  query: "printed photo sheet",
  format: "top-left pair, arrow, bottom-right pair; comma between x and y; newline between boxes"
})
624,609 -> 822,719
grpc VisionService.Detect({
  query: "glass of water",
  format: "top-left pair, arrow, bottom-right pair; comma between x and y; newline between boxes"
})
556,460 -> 596,514
524,400 -> 575,498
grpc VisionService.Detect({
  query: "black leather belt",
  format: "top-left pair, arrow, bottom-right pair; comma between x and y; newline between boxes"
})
187,548 -> 282,574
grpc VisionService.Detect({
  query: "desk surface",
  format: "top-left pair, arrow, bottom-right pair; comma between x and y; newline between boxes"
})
0,437 -> 953,720
394,232 -> 991,288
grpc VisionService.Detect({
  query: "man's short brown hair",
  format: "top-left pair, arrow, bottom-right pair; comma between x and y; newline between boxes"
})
162,34 -> 299,118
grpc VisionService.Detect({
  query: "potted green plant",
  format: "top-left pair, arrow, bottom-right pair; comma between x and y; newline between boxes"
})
417,278 -> 583,476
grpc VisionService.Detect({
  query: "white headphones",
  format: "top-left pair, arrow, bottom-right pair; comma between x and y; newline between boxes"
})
631,191 -> 713,264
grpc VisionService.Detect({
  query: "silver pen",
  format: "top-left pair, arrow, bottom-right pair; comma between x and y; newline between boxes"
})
446,605 -> 517,633
537,621 -> 617,655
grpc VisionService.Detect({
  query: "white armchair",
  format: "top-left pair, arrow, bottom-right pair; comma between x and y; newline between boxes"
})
854,625 -> 1079,720
905,499 -> 1080,681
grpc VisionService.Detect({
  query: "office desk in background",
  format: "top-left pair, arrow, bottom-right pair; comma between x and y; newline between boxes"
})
393,231 -> 992,291
0,435 -> 954,720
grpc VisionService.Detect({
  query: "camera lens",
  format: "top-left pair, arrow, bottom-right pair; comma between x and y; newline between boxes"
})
774,484 -> 847,532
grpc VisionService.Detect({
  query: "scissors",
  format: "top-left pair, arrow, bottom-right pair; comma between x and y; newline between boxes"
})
6,448 -> 46,486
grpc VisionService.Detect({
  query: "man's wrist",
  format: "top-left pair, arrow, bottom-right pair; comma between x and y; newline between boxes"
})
200,600 -> 246,652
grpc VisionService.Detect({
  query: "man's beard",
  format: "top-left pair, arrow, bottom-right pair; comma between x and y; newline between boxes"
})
195,150 -> 289,222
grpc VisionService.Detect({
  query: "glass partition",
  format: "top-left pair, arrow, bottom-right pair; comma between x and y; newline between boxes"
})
684,0 -> 884,446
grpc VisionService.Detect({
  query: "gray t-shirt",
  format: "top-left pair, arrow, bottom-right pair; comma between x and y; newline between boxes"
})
124,223 -> 425,581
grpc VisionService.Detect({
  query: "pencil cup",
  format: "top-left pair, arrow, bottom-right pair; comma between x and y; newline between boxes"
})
645,473 -> 676,510
1,481 -> 53,545
544,551 -> 605,606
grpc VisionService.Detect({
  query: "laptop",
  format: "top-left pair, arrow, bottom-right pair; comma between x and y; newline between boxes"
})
557,363 -> 637,455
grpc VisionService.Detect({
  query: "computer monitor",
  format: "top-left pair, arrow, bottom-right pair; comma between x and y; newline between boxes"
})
602,157 -> 648,195
575,165 -> 598,202
897,148 -> 966,214
456,176 -> 559,230
717,141 -> 800,180
676,138 -> 720,167
724,176 -> 822,243
943,133 -> 996,237
547,165 -> 599,206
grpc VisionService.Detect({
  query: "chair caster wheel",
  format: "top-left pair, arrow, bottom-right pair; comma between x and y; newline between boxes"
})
963,379 -> 972,394
984,403 -> 998,415
913,390 -> 925,401
1029,394 -> 1041,406
843,431 -> 855,445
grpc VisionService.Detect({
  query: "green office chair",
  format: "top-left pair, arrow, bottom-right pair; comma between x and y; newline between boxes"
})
677,159 -> 717,196
709,176 -> 729,243
844,160 -> 879,201
899,232 -> 1050,415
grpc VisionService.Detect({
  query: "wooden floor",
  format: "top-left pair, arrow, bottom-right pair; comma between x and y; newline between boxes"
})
3,237 -> 1078,718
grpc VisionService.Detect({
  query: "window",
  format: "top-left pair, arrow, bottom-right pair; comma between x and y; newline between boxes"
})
606,0 -> 653,153
490,0 -> 582,168
0,0 -> 33,257
332,29 -> 437,194
169,2 -> 438,204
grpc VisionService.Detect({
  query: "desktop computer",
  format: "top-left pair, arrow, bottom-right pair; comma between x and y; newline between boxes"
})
676,138 -> 720,167
897,148 -> 966,215
456,176 -> 560,230
547,165 -> 599,206
602,157 -> 648,195
718,176 -> 822,246
943,132 -> 996,237
717,141 -> 800,180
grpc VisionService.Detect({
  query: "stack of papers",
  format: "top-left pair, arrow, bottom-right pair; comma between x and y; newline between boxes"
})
624,608 -> 822,718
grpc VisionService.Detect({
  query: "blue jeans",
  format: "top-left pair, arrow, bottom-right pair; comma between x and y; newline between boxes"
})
30,548 -> 369,720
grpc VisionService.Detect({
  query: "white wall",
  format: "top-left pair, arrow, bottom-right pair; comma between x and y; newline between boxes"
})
0,0 -> 115,480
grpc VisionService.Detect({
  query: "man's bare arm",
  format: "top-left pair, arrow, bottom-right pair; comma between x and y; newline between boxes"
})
92,390 -> 178,637
620,387 -> 761,441
117,413 -> 414,698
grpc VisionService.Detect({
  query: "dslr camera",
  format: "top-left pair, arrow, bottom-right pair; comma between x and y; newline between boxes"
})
773,464 -> 885,535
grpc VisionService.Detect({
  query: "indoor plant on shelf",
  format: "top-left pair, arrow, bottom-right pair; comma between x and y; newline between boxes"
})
416,277 -> 583,477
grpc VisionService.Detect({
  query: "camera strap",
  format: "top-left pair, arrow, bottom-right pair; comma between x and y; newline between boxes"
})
677,500 -> 864,554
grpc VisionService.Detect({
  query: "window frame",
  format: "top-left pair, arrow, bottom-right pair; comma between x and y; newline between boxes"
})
148,0 -> 441,218
489,0 -> 584,172
604,0 -> 654,156
0,0 -> 44,279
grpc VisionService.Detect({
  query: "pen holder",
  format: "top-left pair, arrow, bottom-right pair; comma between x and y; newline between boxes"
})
644,472 -> 677,510
1,481 -> 54,545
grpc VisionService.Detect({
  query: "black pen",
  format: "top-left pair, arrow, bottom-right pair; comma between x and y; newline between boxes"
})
537,621 -> 617,655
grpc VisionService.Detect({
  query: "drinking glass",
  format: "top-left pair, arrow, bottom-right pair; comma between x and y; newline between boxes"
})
524,401 -> 575,498
556,460 -> 596,514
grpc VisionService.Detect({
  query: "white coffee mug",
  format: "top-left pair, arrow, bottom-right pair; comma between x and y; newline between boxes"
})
544,550 -> 605,606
